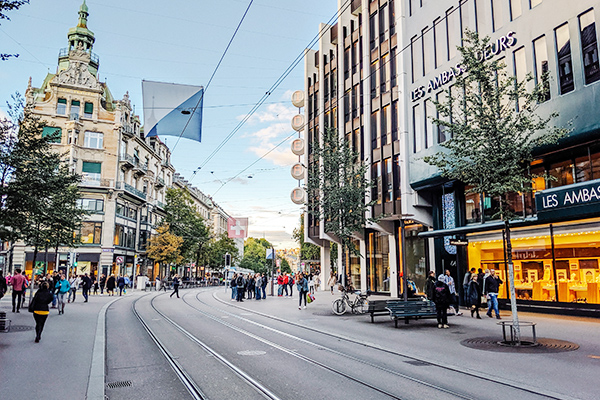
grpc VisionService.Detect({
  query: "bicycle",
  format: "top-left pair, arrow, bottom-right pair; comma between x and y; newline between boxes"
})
332,286 -> 370,315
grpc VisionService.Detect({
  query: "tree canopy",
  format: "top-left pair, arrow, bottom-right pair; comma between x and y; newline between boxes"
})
146,223 -> 183,267
240,237 -> 272,275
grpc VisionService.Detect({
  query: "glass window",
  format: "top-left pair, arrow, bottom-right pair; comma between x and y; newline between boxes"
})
379,4 -> 388,42
84,102 -> 93,118
371,111 -> 380,149
84,131 -> 103,149
391,100 -> 398,141
352,41 -> 358,75
533,36 -> 551,101
372,161 -> 382,204
70,100 -> 80,118
510,0 -> 522,20
42,127 -> 61,144
412,35 -> 422,80
555,23 -> 575,94
423,27 -> 433,75
371,60 -> 378,99
579,10 -> 600,85
352,85 -> 358,119
491,0 -> 504,32
56,98 -> 67,115
324,74 -> 329,103
367,231 -> 390,293
424,98 -> 435,148
381,54 -> 388,93
575,155 -> 592,182
384,158 -> 393,202
390,48 -> 397,88
530,0 -> 542,8
549,160 -> 574,187
370,13 -> 377,50
344,91 -> 350,123
389,0 -> 396,35
344,47 -> 350,80
592,151 -> 600,179
413,104 -> 423,153
434,18 -> 445,67
393,155 -> 401,200
513,47 -> 527,110
381,105 -> 389,146
80,222 -> 102,245
77,198 -> 104,212
447,8 -> 459,60
437,90 -> 450,143
82,161 -> 101,182
465,190 -> 482,223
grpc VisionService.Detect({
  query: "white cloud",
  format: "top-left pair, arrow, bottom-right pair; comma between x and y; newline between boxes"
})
242,103 -> 297,125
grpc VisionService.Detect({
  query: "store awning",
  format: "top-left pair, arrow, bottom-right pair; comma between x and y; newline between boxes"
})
418,219 -> 538,238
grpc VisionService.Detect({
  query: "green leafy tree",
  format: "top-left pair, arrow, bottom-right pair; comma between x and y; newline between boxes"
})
292,214 -> 320,262
207,232 -> 239,271
1,1 -> 30,60
306,127 -> 374,284
279,257 -> 291,274
240,237 -> 272,275
423,30 -> 569,343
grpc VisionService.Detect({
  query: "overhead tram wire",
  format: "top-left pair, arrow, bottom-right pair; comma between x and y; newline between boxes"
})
192,0 -> 354,176
192,1 -> 467,192
170,0 -> 255,153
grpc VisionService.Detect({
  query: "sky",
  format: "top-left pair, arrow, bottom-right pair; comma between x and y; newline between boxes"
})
0,0 -> 340,249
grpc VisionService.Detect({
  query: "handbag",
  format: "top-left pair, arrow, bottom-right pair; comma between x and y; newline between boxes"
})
480,295 -> 487,304
28,300 -> 35,313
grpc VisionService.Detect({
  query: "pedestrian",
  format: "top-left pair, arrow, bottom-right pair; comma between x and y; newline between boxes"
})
463,267 -> 475,306
283,273 -> 290,296
230,273 -> 238,301
92,275 -> 99,295
81,273 -> 92,302
425,270 -> 436,300
467,274 -> 482,319
247,274 -> 255,299
30,281 -> 54,343
21,271 -> 29,308
433,274 -> 452,328
296,273 -> 309,310
327,271 -> 337,295
68,274 -> 80,303
170,274 -> 180,298
117,275 -> 126,296
236,273 -> 245,302
9,268 -> 26,313
484,269 -> 503,319
261,273 -> 268,299
288,273 -> 294,297
441,269 -> 462,315
161,275 -> 168,292
277,274 -> 284,296
106,274 -> 116,296
254,273 -> 261,300
155,275 -> 160,291
51,271 -> 60,308
123,275 -> 130,292
55,274 -> 71,315
99,274 -> 106,295
308,273 -> 315,294
314,273 -> 321,292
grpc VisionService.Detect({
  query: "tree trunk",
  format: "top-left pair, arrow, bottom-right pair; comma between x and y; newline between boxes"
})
44,243 -> 49,275
504,219 -> 521,344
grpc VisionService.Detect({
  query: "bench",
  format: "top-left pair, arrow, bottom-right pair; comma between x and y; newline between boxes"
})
386,299 -> 437,328
0,311 -> 11,333
366,300 -> 390,322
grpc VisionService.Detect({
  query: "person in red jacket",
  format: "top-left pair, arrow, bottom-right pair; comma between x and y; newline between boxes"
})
10,268 -> 26,313
277,274 -> 284,296
283,273 -> 289,296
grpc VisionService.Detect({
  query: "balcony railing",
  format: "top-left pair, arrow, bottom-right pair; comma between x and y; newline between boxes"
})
119,153 -> 135,168
116,181 -> 146,200
80,178 -> 114,188
155,177 -> 165,187
58,48 -> 99,65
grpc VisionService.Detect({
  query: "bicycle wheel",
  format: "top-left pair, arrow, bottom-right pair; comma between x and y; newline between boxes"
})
353,298 -> 367,314
332,298 -> 347,315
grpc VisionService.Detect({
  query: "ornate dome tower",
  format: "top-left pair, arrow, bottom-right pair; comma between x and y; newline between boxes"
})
57,0 -> 100,76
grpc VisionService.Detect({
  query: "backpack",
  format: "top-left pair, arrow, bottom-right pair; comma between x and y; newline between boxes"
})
236,276 -> 244,286
435,285 -> 448,303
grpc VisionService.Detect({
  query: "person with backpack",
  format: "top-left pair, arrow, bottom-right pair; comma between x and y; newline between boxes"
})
288,273 -> 295,297
235,273 -> 245,302
230,273 -> 238,301
433,274 -> 452,329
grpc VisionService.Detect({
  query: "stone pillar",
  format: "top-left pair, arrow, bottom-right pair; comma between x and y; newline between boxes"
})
360,239 -> 367,292
389,233 -> 399,298
320,241 -> 331,291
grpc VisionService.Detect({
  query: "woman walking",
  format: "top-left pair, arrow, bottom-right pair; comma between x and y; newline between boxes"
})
327,271 -> 337,295
467,274 -> 482,318
296,273 -> 309,310
31,281 -> 54,342
55,274 -> 71,315
106,274 -> 116,296
99,274 -> 106,295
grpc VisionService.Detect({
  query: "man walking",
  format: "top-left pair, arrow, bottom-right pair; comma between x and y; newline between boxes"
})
9,268 -> 26,313
485,269 -> 503,319
261,273 -> 268,299
170,274 -> 181,298
81,273 -> 92,302
236,273 -> 245,302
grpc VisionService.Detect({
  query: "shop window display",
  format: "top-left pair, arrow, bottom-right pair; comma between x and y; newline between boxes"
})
467,221 -> 600,304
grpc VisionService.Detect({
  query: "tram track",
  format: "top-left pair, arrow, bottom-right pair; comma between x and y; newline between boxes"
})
207,288 -> 573,400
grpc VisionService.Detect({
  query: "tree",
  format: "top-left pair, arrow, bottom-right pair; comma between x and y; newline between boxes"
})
146,224 -> 183,275
279,257 -> 291,274
292,215 -> 320,262
1,1 -> 30,61
240,237 -> 272,275
207,232 -> 239,271
163,187 -> 210,275
423,30 -> 568,344
1,99 -> 84,276
306,127 -> 374,284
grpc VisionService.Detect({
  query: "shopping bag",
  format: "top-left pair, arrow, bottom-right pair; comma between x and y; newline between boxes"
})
309,293 -> 315,302
306,293 -> 313,303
